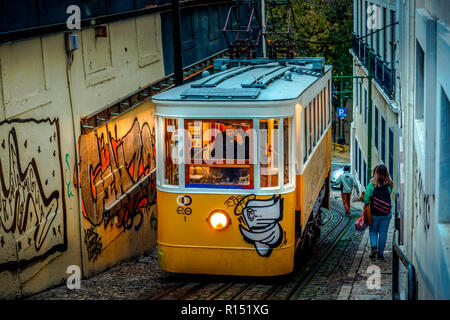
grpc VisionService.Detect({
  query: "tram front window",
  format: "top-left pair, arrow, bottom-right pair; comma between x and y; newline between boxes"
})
260,119 -> 279,188
184,119 -> 254,189
164,118 -> 179,185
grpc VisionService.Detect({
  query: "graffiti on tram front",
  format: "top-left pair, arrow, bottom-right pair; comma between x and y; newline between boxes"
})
233,195 -> 284,257
78,118 -> 156,230
0,118 -> 67,272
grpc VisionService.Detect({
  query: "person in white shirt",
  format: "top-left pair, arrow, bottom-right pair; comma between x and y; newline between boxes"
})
336,165 -> 359,215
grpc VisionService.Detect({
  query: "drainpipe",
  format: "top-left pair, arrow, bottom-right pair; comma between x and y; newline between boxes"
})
172,0 -> 183,86
65,33 -> 86,278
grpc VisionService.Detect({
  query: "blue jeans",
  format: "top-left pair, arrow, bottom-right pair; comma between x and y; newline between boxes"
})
369,214 -> 392,255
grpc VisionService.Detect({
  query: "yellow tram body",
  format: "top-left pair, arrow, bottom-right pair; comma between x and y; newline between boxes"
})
157,191 -> 296,276
153,58 -> 332,276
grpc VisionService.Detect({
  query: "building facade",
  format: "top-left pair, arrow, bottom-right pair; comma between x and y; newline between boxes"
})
353,0 -> 450,299
396,0 -> 450,299
351,0 -> 399,194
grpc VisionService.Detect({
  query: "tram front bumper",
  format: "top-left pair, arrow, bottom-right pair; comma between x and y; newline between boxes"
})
157,242 -> 294,276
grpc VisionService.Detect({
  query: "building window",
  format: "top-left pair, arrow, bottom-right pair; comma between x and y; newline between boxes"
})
375,6 -> 380,54
415,41 -> 425,119
390,10 -> 396,67
383,7 -> 387,61
181,10 -> 195,51
381,117 -> 386,163
359,148 -> 362,184
356,0 -> 359,36
439,88 -> 450,222
364,1 -> 368,43
374,106 -> 379,150
208,7 -> 221,41
363,159 -> 367,187
354,138 -> 359,179
389,128 -> 394,178
364,88 -> 367,124
359,82 -> 362,114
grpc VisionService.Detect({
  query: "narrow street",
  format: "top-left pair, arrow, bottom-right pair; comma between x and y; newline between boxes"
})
29,167 -> 394,301
1,0 -> 449,304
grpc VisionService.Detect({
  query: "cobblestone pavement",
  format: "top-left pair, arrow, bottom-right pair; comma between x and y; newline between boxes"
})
338,213 -> 395,300
295,190 -> 366,300
29,189 -> 393,301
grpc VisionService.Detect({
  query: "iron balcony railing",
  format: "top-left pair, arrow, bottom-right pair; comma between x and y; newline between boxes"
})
352,34 -> 395,99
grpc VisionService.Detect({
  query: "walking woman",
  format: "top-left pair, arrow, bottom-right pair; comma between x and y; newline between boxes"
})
362,165 -> 394,260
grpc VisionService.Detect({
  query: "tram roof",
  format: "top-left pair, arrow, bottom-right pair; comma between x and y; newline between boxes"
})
152,58 -> 332,102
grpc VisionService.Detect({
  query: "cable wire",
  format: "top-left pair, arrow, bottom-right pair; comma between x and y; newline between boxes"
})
296,21 -> 398,45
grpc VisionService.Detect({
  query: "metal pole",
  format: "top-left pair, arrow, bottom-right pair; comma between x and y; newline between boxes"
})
392,239 -> 400,299
367,51 -> 373,181
172,0 -> 183,86
261,0 -> 266,58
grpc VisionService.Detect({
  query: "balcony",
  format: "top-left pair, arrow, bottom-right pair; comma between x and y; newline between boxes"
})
352,34 -> 395,99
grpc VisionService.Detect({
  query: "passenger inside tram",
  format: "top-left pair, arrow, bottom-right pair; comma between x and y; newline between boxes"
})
185,119 -> 252,188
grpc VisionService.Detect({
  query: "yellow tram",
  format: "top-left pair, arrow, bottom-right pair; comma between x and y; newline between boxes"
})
152,58 -> 332,276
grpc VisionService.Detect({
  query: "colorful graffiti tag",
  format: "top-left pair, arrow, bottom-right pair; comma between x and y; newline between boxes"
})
78,118 -> 156,231
0,119 -> 67,272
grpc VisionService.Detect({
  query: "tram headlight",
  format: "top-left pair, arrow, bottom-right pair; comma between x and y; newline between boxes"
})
208,210 -> 230,231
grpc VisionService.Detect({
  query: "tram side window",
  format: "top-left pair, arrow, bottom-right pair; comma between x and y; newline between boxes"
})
308,102 -> 312,155
260,119 -> 279,188
164,118 -> 179,185
304,107 -> 308,162
312,98 -> 316,147
283,118 -> 292,185
319,92 -> 323,136
314,96 -> 318,143
321,90 -> 325,134
184,119 -> 254,188
328,79 -> 331,125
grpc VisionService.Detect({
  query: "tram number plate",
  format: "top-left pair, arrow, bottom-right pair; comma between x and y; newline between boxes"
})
176,206 -> 192,215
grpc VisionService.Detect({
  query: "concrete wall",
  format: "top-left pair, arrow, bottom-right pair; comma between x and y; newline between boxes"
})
0,13 -> 162,299
398,0 -> 450,299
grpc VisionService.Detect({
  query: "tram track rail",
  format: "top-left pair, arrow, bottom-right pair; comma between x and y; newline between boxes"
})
149,206 -> 353,301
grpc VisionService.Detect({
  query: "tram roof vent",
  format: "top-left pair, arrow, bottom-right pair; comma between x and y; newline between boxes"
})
180,87 -> 262,100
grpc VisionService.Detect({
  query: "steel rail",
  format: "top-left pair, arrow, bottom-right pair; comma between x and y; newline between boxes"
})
147,204 -> 350,301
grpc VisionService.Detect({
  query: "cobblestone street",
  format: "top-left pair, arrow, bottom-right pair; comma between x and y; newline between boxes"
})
29,186 -> 394,301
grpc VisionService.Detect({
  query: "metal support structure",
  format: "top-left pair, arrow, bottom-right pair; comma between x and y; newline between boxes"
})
264,0 -> 298,59
222,0 -> 263,59
392,231 -> 417,300
172,0 -> 184,86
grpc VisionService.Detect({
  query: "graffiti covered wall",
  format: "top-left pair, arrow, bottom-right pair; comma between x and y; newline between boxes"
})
0,118 -> 67,271
77,101 -> 157,275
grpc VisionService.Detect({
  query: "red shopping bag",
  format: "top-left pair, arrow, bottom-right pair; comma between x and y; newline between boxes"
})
355,211 -> 368,231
